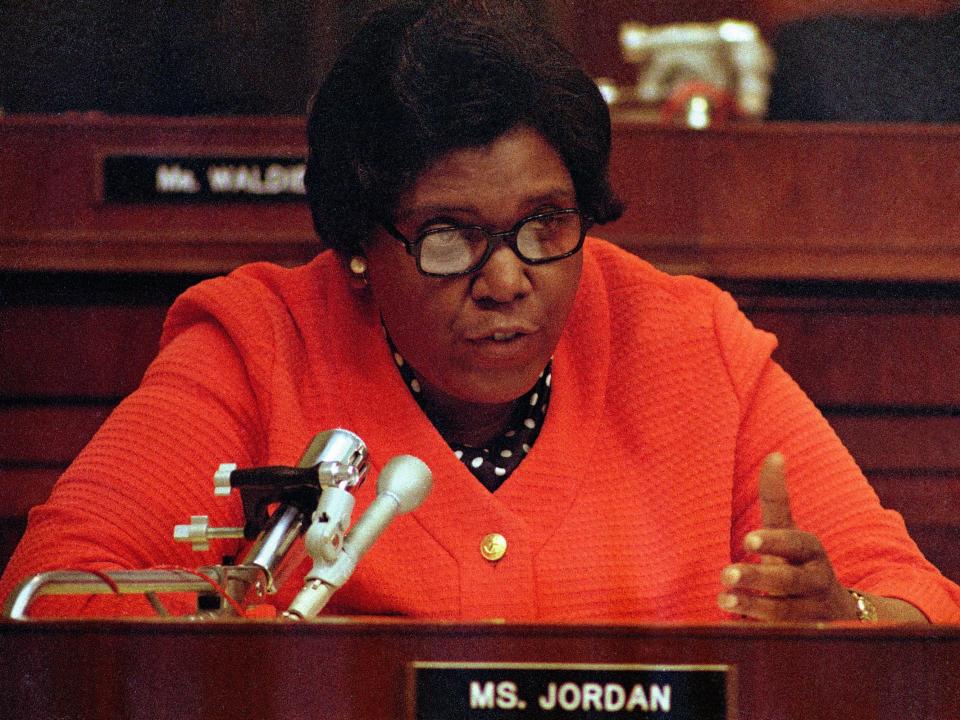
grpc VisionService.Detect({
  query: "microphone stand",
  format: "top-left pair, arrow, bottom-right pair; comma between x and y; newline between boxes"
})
219,428 -> 369,612
4,429 -> 430,621
284,454 -> 432,620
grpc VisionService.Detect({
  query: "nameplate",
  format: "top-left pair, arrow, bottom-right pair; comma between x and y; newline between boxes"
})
101,155 -> 306,203
409,662 -> 734,719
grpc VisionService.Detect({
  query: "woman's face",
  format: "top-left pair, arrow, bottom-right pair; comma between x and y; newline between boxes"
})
363,125 -> 583,407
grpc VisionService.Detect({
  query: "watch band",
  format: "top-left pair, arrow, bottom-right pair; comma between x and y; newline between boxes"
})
849,589 -> 879,622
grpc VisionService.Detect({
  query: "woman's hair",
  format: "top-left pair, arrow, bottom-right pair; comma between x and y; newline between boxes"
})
305,0 -> 624,255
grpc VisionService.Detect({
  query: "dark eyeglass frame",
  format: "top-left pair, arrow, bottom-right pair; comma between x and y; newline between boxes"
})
382,208 -> 592,278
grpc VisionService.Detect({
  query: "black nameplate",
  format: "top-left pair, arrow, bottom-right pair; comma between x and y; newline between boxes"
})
102,155 -> 306,203
409,662 -> 734,720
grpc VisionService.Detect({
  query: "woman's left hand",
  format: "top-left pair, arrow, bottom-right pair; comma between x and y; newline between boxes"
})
717,453 -> 859,621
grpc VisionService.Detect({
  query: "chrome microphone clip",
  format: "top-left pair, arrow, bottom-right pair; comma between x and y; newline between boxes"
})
209,429 -> 370,541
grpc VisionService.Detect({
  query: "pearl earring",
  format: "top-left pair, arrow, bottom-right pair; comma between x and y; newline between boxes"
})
349,256 -> 368,276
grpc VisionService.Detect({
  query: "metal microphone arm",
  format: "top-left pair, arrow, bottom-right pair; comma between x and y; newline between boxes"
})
222,429 -> 369,609
284,454 -> 432,620
4,429 -> 433,620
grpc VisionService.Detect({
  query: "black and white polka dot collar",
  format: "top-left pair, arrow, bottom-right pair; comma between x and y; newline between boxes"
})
388,343 -> 552,492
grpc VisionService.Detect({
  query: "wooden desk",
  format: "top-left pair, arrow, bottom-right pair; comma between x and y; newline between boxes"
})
1,620 -> 958,719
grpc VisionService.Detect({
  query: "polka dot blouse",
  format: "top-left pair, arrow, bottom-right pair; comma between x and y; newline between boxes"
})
390,346 -> 551,492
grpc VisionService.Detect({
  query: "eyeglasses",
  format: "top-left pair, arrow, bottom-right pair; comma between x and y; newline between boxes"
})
382,208 -> 590,278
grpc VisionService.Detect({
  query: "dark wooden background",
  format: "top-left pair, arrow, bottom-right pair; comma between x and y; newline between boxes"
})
3,1 -> 957,114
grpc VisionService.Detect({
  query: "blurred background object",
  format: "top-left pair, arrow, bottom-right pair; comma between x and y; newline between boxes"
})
3,1 -> 958,122
767,8 -> 960,121
658,80 -> 741,128
616,19 -> 774,125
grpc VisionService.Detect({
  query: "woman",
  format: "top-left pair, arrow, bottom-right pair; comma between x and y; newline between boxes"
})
2,0 -> 958,621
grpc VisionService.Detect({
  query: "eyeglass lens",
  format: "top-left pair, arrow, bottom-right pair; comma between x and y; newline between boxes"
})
418,211 -> 582,275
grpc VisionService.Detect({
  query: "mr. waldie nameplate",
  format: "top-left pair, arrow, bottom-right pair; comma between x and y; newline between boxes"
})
409,662 -> 735,719
102,155 -> 306,203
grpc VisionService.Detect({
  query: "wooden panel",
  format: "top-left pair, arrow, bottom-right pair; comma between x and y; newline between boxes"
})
897,525 -> 960,584
0,470 -> 57,572
606,124 -> 702,244
866,471 -> 960,582
6,116 -> 960,280
869,473 -> 960,527
0,306 -> 166,397
0,406 -> 111,465
599,122 -> 960,281
0,518 -> 26,575
749,309 -> 960,407
827,414 -> 960,472
697,131 -> 960,250
0,468 -> 59,519
0,115 -> 317,273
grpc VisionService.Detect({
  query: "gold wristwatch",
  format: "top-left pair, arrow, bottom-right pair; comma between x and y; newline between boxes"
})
849,589 -> 879,622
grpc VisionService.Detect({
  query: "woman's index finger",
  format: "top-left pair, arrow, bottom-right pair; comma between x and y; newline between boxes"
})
758,452 -> 795,529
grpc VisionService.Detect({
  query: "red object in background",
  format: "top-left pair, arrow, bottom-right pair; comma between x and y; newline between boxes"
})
660,80 -> 740,126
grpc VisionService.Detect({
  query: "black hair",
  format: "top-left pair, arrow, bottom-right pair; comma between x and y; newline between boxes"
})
305,0 -> 623,255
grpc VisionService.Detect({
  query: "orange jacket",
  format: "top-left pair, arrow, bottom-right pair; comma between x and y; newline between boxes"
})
4,239 -> 959,620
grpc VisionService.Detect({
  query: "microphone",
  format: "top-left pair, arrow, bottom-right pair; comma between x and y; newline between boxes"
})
284,454 -> 432,619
